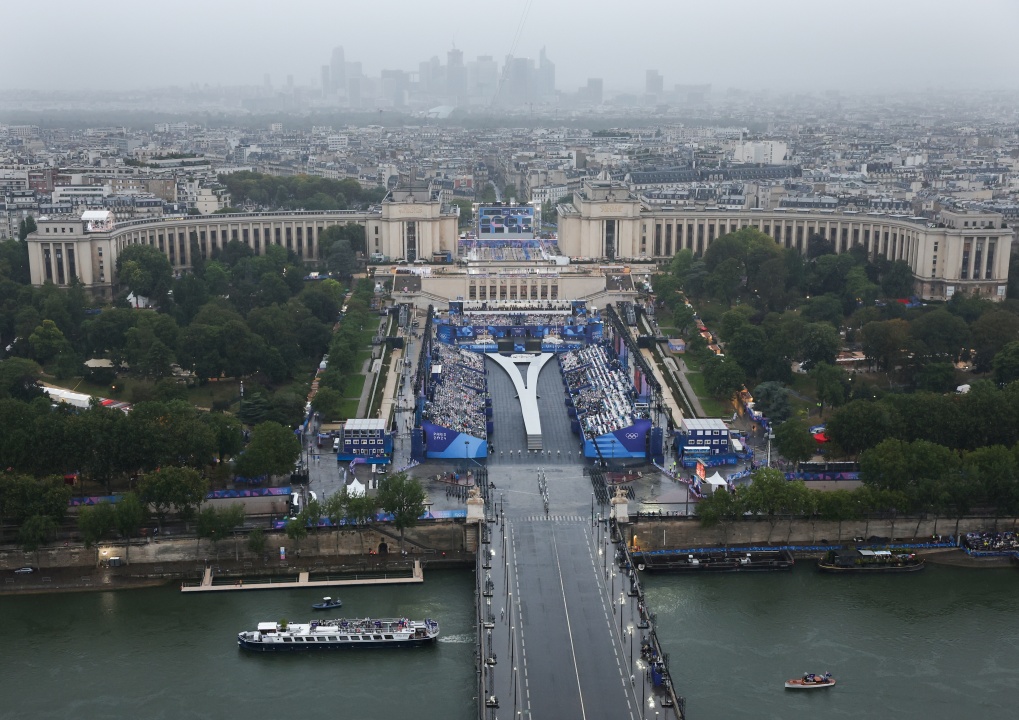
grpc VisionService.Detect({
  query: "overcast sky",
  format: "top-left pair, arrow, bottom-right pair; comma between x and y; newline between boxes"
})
4,0 -> 1018,93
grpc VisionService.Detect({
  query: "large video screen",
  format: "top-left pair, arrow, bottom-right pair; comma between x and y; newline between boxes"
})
478,205 -> 535,238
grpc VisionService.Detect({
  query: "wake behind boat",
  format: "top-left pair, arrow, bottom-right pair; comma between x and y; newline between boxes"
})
237,617 -> 439,651
785,672 -> 835,689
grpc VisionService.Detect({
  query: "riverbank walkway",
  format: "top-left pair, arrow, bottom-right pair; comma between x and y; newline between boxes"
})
181,559 -> 423,593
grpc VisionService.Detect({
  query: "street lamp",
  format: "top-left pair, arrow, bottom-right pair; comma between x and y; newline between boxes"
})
766,429 -> 775,468
627,622 -> 634,674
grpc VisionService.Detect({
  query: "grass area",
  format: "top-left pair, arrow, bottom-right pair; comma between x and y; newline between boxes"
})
337,397 -> 360,419
657,326 -> 679,337
342,374 -> 366,398
186,381 -> 241,409
47,375 -> 242,410
355,349 -> 373,369
684,370 -> 731,418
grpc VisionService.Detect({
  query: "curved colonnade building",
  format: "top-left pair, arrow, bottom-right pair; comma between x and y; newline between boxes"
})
27,179 -> 1013,303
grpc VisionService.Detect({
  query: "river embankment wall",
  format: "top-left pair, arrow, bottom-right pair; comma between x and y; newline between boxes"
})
0,520 -> 473,574
626,515 -> 1011,551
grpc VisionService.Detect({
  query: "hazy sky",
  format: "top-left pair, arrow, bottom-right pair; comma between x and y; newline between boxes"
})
4,0 -> 1019,93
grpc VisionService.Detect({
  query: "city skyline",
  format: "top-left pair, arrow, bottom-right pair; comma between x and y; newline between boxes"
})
4,0 -> 1019,95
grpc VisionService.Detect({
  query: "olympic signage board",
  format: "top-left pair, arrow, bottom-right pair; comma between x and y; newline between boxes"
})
478,206 -> 535,238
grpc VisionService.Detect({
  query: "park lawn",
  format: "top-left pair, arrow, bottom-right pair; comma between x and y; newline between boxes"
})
185,380 -> 241,409
47,375 -> 240,410
684,371 -> 731,418
48,375 -> 140,402
342,373 -> 366,398
355,348 -> 374,369
657,326 -> 679,337
337,397 -> 360,420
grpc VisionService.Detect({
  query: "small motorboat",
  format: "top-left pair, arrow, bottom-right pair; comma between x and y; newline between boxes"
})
311,597 -> 343,610
785,672 -> 835,689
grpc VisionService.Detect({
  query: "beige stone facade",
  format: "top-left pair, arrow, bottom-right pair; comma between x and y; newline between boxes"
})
26,179 -> 1014,304
559,180 -> 1014,302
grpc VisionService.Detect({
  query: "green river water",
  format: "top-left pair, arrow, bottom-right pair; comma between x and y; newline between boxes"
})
3,564 -> 1017,719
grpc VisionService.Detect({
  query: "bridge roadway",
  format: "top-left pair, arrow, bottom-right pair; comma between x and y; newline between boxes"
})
478,462 -> 669,720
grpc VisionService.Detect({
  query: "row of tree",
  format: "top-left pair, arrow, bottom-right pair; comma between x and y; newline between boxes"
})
217,171 -> 387,212
7,466 -> 426,564
311,278 -> 377,420
283,473 -> 427,553
696,465 -> 1010,545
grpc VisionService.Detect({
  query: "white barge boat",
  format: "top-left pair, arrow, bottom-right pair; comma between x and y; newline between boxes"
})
237,617 -> 439,651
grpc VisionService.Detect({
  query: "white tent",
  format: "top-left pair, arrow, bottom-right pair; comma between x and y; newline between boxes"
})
704,472 -> 727,493
347,479 -> 366,497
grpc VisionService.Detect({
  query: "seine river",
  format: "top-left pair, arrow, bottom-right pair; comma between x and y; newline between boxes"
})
645,564 -> 1019,720
1,571 -> 476,720
5,564 -> 1018,720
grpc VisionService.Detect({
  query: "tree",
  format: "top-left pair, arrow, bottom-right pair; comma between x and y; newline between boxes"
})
717,306 -> 754,342
139,467 -> 208,531
971,310 -> 1019,373
910,309 -> 969,360
671,304 -> 695,336
197,504 -> 246,559
325,488 -> 351,553
825,399 -> 900,457
28,319 -> 70,364
201,412 -> 244,463
78,501 -> 116,558
880,260 -> 916,298
234,421 -> 301,479
346,493 -> 380,554
707,257 -> 743,306
377,472 -> 426,550
798,323 -> 840,371
19,514 -> 56,568
965,445 -> 1019,528
702,356 -> 746,400
285,514 -> 309,553
451,198 -> 474,228
818,488 -> 860,543
810,362 -> 847,416
992,341 -> 1019,386
743,467 -> 798,542
806,233 -> 834,259
18,215 -> 37,241
751,381 -> 792,423
114,492 -> 147,564
726,324 -> 769,379
326,238 -> 357,280
801,294 -> 843,327
311,387 -> 344,421
695,485 -> 745,548
247,527 -> 267,557
914,362 -> 957,393
0,358 -> 43,401
116,244 -> 173,302
773,419 -> 816,466
861,319 -> 910,372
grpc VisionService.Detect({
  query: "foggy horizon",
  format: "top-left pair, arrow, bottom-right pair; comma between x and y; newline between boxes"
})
4,0 -> 1019,96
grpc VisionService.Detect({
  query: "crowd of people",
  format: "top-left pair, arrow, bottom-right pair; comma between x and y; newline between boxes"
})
423,344 -> 488,439
962,531 -> 1019,553
450,312 -> 577,328
561,344 -> 639,439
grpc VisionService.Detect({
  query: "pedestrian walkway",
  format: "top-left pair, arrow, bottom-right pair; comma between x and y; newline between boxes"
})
181,560 -> 423,593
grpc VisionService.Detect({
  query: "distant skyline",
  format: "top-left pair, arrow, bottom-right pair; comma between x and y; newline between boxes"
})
4,0 -> 1019,94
